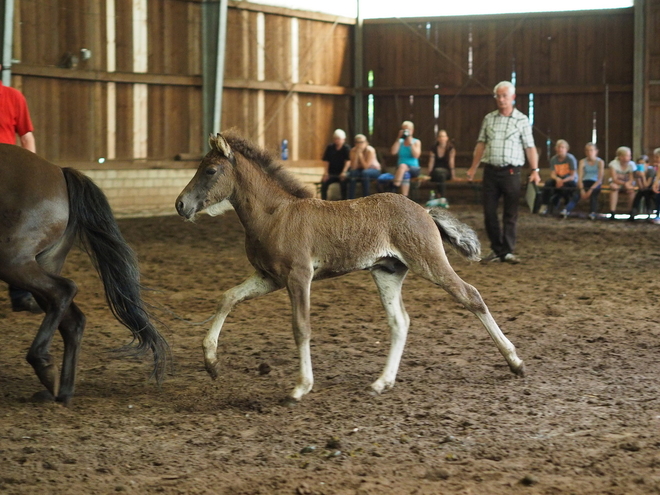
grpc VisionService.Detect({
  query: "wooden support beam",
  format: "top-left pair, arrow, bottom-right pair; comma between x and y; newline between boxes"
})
228,0 -> 356,25
363,84 -> 633,96
11,64 -> 202,86
223,78 -> 352,95
632,0 -> 644,158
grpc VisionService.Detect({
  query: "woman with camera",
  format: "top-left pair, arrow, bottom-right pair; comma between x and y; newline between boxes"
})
390,120 -> 422,197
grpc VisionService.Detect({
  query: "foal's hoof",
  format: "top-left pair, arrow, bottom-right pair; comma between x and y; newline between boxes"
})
280,397 -> 300,408
366,387 -> 381,397
204,361 -> 221,380
511,361 -> 526,378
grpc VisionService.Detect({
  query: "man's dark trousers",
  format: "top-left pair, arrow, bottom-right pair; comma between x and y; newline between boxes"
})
482,164 -> 521,257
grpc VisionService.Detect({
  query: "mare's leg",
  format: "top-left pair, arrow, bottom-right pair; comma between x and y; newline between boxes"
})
286,267 -> 314,401
203,272 -> 281,379
56,302 -> 86,405
370,264 -> 410,394
411,253 -> 525,376
18,267 -> 79,398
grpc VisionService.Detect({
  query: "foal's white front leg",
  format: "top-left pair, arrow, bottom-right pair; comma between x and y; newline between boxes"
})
203,272 -> 280,379
287,271 -> 314,401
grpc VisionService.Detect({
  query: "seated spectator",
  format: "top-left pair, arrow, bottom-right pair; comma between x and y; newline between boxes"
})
650,148 -> 660,223
391,121 -> 421,197
427,129 -> 455,208
320,129 -> 351,201
563,142 -> 604,220
608,146 -> 636,219
631,154 -> 655,219
347,134 -> 381,199
540,139 -> 577,215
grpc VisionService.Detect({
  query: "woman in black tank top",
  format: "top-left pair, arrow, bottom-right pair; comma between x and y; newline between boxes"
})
427,129 -> 455,199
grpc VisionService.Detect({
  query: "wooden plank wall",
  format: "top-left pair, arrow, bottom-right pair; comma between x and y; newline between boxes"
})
363,9 -> 635,166
645,0 -> 660,156
222,3 -> 354,162
10,0 -> 202,164
4,1 -> 646,171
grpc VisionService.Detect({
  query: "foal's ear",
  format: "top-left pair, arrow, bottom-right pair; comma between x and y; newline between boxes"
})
209,133 -> 233,159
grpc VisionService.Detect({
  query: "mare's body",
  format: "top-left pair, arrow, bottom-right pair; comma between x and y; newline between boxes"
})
0,144 -> 167,405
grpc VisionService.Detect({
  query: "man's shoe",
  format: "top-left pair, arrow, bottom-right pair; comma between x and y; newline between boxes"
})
539,205 -> 548,215
482,251 -> 501,263
560,209 -> 569,219
502,253 -> 520,264
12,296 -> 43,314
588,212 -> 597,221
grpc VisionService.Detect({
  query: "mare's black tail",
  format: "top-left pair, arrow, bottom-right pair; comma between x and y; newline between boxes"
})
62,168 -> 168,383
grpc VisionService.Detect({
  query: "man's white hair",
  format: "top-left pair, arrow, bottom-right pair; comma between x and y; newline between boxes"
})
333,129 -> 346,140
493,81 -> 515,96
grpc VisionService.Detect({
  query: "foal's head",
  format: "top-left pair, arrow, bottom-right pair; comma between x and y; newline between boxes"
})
176,131 -> 313,220
176,134 -> 237,220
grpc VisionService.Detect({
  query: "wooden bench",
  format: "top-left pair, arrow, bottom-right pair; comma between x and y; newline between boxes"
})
410,176 -> 483,204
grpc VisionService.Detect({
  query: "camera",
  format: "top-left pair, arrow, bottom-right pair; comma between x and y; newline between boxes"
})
402,129 -> 410,139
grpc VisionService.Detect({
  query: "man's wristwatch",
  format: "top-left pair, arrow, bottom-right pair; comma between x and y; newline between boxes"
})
531,168 -> 540,172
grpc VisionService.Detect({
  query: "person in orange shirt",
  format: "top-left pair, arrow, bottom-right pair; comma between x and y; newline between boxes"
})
0,64 -> 41,313
539,139 -> 577,216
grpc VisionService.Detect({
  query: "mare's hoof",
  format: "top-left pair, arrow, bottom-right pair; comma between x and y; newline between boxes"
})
30,390 -> 55,403
35,364 -> 60,398
511,361 -> 526,378
55,394 -> 73,407
12,296 -> 43,314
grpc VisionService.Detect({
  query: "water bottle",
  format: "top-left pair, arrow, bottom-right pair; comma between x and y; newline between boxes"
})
281,139 -> 289,160
429,190 -> 436,201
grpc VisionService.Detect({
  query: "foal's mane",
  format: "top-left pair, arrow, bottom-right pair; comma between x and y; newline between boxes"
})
223,131 -> 314,199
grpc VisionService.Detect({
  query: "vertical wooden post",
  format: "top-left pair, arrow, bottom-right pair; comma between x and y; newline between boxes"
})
1,0 -> 14,86
212,0 -> 228,134
132,0 -> 148,159
632,0 -> 645,157
106,0 -> 117,160
256,12 -> 265,147
354,0 -> 363,135
290,17 -> 299,161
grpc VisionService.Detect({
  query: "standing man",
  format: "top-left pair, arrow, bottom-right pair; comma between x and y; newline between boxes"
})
320,129 -> 351,200
467,81 -> 540,264
0,64 -> 40,312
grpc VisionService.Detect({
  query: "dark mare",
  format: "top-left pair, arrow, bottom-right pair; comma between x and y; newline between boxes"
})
176,132 -> 525,403
0,144 -> 168,405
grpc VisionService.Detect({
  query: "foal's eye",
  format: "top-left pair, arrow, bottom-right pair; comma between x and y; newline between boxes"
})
205,167 -> 217,176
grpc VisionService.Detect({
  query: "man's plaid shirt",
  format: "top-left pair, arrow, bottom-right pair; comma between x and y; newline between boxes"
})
477,108 -> 535,167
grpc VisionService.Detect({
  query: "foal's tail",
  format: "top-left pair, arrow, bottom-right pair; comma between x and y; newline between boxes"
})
427,207 -> 481,262
62,168 -> 169,383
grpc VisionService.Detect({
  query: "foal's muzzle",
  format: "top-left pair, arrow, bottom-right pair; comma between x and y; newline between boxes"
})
175,197 -> 197,220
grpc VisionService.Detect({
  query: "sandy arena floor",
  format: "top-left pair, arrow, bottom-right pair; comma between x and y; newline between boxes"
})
1,204 -> 659,494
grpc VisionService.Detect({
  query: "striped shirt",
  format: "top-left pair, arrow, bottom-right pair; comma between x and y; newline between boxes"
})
477,108 -> 535,167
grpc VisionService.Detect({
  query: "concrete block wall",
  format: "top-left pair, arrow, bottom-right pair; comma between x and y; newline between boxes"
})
81,163 -> 325,219
82,169 -> 196,218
